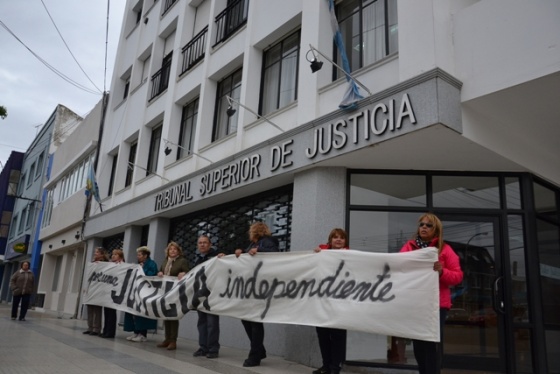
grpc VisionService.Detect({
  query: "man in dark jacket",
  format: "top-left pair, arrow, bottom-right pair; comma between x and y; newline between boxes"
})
192,234 -> 225,359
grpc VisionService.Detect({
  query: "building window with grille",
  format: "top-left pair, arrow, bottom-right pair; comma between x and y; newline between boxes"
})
125,142 -> 137,187
260,30 -> 300,116
178,98 -> 199,159
146,125 -> 162,176
335,0 -> 398,78
213,68 -> 242,141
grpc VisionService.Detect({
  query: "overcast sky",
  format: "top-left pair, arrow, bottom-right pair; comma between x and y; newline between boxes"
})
0,0 -> 126,169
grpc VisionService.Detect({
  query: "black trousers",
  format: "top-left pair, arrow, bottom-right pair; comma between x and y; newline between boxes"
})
11,294 -> 31,320
102,307 -> 117,337
241,320 -> 266,361
412,308 -> 448,374
316,327 -> 345,372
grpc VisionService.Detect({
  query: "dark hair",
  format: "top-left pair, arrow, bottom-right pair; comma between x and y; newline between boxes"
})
20,261 -> 30,268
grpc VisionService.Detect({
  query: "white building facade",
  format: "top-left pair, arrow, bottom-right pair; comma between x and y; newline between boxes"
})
38,99 -> 104,317
84,1 -> 560,372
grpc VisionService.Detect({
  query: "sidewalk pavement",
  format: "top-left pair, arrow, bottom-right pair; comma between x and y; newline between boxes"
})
0,304 -> 317,374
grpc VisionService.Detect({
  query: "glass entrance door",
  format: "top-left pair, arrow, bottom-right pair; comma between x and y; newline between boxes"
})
441,216 -> 508,372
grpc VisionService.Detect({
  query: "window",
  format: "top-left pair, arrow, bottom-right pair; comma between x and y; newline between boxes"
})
18,173 -> 26,194
25,203 -> 34,228
108,155 -> 117,196
149,52 -> 173,100
125,142 -> 137,187
123,78 -> 130,100
213,68 -> 242,141
35,152 -> 44,178
178,98 -> 199,159
260,30 -> 300,115
42,189 -> 54,228
146,126 -> 162,176
335,0 -> 398,77
18,209 -> 26,233
10,214 -> 18,238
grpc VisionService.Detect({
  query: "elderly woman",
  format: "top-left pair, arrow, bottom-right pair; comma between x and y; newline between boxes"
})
156,241 -> 189,350
101,249 -> 125,338
400,213 -> 463,374
124,246 -> 158,342
234,222 -> 279,367
10,261 -> 35,321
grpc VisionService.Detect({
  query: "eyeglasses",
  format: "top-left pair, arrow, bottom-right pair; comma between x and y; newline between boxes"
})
419,222 -> 434,228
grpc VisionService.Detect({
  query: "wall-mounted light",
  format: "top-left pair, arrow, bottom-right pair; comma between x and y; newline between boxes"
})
305,48 -> 323,73
225,96 -> 284,133
48,244 -> 53,249
144,17 -> 149,24
163,139 -> 213,164
61,239 -> 66,245
306,44 -> 373,96
75,231 -> 80,240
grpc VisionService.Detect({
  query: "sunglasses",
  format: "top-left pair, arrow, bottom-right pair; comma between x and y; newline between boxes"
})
419,222 -> 434,228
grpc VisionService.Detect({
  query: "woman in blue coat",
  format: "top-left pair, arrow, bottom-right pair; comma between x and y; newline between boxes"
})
123,246 -> 158,342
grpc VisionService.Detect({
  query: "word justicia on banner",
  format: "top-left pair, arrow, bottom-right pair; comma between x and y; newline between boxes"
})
83,248 -> 440,341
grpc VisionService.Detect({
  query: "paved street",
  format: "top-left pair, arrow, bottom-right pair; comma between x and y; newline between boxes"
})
0,304 -> 316,374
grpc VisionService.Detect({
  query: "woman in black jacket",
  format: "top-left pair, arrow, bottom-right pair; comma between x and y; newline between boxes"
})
234,222 -> 279,367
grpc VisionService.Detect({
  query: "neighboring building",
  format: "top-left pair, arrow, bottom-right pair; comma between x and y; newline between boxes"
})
0,151 -> 24,301
37,99 -> 104,317
0,105 -> 82,308
84,1 -> 560,373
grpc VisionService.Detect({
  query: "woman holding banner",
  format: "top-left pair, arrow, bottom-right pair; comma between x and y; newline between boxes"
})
156,241 -> 190,351
124,246 -> 158,342
312,228 -> 349,374
235,222 -> 279,367
100,249 -> 125,338
83,247 -> 108,336
400,213 -> 463,374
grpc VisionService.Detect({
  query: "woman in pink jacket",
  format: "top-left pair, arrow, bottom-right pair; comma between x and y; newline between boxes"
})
400,213 -> 463,374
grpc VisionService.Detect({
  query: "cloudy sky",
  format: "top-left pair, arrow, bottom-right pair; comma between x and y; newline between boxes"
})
0,0 -> 126,168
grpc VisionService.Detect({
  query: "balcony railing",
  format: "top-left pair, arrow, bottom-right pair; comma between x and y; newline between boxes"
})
180,26 -> 208,75
162,0 -> 178,15
214,0 -> 249,46
149,54 -> 172,101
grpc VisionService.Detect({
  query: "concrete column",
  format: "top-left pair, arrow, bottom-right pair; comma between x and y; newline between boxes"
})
148,217 -> 170,268
286,167 -> 347,367
123,226 -> 143,264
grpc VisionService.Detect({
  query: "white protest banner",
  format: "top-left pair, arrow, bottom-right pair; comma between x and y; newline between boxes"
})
83,248 -> 440,341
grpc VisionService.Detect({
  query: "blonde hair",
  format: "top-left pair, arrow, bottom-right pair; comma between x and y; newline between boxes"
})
165,241 -> 183,257
415,213 -> 444,253
136,246 -> 151,256
249,222 -> 271,241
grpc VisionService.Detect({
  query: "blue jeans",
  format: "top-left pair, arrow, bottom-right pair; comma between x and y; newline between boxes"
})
197,311 -> 220,353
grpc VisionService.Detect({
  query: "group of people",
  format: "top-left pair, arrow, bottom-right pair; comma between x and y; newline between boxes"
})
78,213 -> 461,374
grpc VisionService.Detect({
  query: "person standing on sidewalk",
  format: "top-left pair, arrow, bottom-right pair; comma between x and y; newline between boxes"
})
10,261 -> 34,321
83,247 -> 109,336
234,222 -> 279,367
312,228 -> 349,374
100,249 -> 125,338
192,235 -> 225,359
124,246 -> 158,342
156,241 -> 189,351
